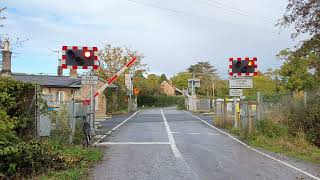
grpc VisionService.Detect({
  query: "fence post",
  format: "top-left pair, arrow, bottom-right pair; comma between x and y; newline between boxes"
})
214,98 -> 217,124
233,98 -> 237,128
257,91 -> 261,121
69,93 -> 76,144
223,98 -> 227,127
248,102 -> 252,135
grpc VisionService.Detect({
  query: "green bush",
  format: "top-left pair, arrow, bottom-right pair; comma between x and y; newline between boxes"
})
289,101 -> 320,147
0,78 -> 71,178
0,140 -> 70,177
255,119 -> 288,138
138,95 -> 185,107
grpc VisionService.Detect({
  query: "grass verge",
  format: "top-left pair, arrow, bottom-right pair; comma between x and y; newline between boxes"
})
39,143 -> 103,180
225,120 -> 320,164
248,134 -> 320,164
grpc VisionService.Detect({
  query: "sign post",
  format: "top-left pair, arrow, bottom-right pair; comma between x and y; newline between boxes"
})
81,74 -> 99,135
61,45 -> 100,138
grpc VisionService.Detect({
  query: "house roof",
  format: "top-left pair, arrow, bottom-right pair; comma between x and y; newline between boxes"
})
12,73 -> 118,88
12,74 -> 81,88
161,81 -> 175,91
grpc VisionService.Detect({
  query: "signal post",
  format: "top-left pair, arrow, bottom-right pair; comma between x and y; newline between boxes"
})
228,57 -> 258,129
61,45 -> 99,135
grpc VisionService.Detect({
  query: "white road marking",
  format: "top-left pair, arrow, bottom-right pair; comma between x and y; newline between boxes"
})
172,132 -> 219,136
184,111 -> 320,180
94,110 -> 141,145
188,132 -> 201,135
96,142 -> 171,145
207,133 -> 220,136
161,109 -> 182,158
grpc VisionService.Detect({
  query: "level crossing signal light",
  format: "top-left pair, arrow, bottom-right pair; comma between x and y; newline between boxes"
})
61,46 -> 99,70
229,57 -> 258,76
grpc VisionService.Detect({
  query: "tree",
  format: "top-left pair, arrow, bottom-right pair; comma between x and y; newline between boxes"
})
171,72 -> 192,90
146,74 -> 160,95
243,71 -> 277,100
277,0 -> 320,38
96,44 -> 148,111
187,61 -> 219,96
276,49 -> 318,92
187,61 -> 217,77
97,44 -> 147,80
158,73 -> 168,83
277,1 -> 320,91
214,79 -> 228,98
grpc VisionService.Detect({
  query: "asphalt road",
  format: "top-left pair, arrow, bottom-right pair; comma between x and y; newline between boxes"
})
91,107 -> 320,180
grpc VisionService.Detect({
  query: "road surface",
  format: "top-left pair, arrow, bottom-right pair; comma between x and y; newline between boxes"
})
91,107 -> 320,180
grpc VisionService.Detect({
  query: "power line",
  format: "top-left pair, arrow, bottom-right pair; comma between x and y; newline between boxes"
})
203,0 -> 274,24
126,0 -> 185,14
125,0 -> 243,26
124,0 -> 275,27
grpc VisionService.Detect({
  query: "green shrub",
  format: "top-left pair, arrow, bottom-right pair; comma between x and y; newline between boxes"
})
255,119 -> 288,138
0,77 -> 37,139
0,78 -> 72,178
73,120 -> 85,145
50,105 -> 72,144
289,100 -> 320,147
138,95 -> 185,107
0,140 -> 68,177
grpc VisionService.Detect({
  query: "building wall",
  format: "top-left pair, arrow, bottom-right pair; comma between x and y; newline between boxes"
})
42,81 -> 107,116
80,80 -> 107,116
161,81 -> 175,96
42,87 -> 74,103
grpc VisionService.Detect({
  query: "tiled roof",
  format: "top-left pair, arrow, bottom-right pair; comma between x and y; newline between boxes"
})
11,73 -> 117,88
12,74 -> 81,88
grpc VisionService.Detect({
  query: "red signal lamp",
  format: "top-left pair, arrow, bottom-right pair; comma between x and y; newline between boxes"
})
248,61 -> 254,67
83,51 -> 92,59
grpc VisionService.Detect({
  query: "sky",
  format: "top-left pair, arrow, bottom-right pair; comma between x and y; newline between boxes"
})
1,0 -> 305,78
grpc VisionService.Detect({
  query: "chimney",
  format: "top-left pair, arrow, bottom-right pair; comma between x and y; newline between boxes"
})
57,59 -> 63,76
57,66 -> 63,76
70,69 -> 77,78
1,40 -> 12,76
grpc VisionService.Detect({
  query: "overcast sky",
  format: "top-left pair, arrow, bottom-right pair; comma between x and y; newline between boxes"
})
2,0 -> 304,78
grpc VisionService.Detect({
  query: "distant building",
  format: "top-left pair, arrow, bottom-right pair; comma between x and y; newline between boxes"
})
0,41 -> 115,116
160,81 -> 176,96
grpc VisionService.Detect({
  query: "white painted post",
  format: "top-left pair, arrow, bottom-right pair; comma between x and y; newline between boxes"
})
234,97 -> 238,128
257,91 -> 261,121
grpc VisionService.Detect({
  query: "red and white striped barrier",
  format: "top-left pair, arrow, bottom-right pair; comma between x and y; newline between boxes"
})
228,57 -> 258,76
94,56 -> 137,98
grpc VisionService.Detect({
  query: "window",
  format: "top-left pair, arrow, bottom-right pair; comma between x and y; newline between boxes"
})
57,91 -> 64,103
